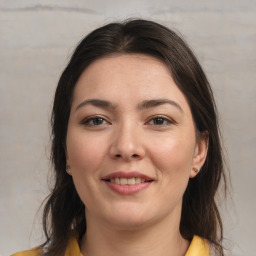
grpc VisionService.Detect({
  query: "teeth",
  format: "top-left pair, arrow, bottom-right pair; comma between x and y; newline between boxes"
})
128,177 -> 135,185
135,177 -> 145,183
109,177 -> 147,185
135,177 -> 141,183
120,178 -> 127,185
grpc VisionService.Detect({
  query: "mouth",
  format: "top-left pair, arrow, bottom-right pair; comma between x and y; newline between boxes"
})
101,171 -> 154,195
104,177 -> 153,185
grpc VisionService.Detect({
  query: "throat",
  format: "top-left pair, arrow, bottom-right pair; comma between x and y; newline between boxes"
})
80,225 -> 189,256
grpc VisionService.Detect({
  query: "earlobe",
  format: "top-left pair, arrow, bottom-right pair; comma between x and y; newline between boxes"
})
66,151 -> 72,175
190,167 -> 199,178
66,158 -> 72,175
190,131 -> 209,178
66,164 -> 72,175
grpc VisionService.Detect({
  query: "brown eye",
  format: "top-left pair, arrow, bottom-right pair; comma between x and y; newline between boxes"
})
81,116 -> 108,126
152,117 -> 165,125
148,116 -> 174,126
90,117 -> 104,125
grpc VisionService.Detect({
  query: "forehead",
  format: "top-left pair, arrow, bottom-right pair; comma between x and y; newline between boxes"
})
78,54 -> 172,84
72,54 -> 190,112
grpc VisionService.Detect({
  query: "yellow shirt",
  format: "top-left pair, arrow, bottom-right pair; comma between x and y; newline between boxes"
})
11,235 -> 209,256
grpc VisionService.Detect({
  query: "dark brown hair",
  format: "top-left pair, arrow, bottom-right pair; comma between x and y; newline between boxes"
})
42,19 -> 226,255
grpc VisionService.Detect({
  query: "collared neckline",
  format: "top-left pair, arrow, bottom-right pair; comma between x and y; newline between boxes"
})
65,235 -> 209,256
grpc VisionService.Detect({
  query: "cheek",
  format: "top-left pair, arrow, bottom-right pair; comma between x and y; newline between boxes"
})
66,130 -> 107,174
152,137 -> 195,200
66,131 -> 108,206
148,134 -> 196,180
147,137 -> 194,213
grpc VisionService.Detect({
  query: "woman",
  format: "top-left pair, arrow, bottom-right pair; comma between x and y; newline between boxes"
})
12,19 -> 227,256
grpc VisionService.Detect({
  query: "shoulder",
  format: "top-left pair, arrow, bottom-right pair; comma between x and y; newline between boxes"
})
10,248 -> 41,256
10,236 -> 81,256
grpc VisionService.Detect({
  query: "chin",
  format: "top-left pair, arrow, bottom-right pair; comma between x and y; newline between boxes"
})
103,206 -> 156,230
108,217 -> 151,231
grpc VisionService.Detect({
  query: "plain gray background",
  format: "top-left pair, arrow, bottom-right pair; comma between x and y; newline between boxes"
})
0,1 -> 255,255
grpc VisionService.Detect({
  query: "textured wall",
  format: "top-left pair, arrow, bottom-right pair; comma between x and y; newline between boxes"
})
0,1 -> 255,255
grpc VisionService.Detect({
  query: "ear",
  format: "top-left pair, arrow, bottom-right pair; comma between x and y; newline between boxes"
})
65,148 -> 70,166
190,131 -> 209,178
65,150 -> 72,175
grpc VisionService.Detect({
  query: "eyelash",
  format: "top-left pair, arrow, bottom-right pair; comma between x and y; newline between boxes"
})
146,115 -> 175,126
80,115 -> 109,126
80,115 -> 175,127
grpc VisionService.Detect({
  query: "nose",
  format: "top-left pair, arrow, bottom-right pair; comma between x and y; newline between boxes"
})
109,122 -> 145,161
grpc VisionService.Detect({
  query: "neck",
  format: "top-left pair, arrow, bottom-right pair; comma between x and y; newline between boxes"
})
80,210 -> 189,256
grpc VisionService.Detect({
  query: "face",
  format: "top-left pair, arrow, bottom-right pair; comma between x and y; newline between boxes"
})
66,54 -> 208,230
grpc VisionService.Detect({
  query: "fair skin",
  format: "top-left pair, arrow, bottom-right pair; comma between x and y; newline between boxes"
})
66,54 -> 208,256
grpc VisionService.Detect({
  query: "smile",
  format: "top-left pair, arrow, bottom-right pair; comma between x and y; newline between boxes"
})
102,172 -> 154,194
109,177 -> 150,185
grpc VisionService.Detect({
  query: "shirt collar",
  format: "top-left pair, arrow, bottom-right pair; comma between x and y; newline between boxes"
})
185,235 -> 209,256
65,235 -> 209,256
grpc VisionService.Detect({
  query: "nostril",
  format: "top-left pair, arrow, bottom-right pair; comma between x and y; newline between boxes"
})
114,153 -> 139,159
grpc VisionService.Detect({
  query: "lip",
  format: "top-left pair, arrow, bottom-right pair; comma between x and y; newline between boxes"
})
101,171 -> 153,181
101,171 -> 154,195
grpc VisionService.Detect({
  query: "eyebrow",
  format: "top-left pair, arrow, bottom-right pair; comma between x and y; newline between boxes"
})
138,99 -> 183,112
75,99 -> 117,111
75,98 -> 183,112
